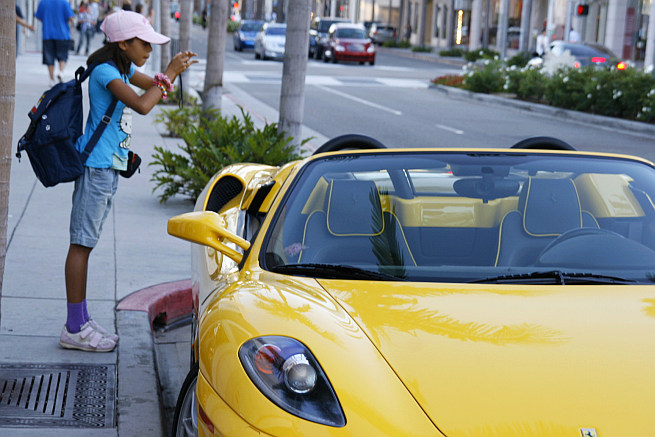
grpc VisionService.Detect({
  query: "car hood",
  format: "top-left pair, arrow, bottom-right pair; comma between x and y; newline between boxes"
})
337,38 -> 368,44
263,35 -> 285,43
319,280 -> 655,436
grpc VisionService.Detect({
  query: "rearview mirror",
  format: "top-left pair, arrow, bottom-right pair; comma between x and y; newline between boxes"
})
168,211 -> 251,264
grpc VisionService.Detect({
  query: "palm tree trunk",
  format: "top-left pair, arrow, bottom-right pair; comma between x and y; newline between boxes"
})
278,0 -> 310,145
179,0 -> 193,52
160,0 -> 171,71
0,2 -> 17,301
203,0 -> 229,111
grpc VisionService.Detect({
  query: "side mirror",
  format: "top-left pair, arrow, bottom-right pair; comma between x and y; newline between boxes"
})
168,211 -> 251,264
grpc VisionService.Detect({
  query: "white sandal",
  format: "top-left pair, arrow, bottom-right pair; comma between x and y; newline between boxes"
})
59,322 -> 116,352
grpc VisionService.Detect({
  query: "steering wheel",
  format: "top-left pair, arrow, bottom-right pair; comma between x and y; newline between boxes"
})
510,136 -> 576,151
312,134 -> 387,155
539,227 -> 620,256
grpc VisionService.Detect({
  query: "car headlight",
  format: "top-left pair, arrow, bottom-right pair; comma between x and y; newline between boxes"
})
335,44 -> 345,52
239,336 -> 346,427
367,45 -> 376,53
239,33 -> 246,41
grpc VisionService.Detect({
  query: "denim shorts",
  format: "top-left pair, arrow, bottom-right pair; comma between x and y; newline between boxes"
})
42,39 -> 70,66
70,167 -> 119,248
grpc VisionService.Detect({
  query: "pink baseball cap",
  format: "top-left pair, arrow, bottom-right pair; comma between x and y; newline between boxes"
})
101,11 -> 170,45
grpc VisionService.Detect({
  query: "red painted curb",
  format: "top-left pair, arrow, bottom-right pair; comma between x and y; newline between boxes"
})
117,279 -> 192,327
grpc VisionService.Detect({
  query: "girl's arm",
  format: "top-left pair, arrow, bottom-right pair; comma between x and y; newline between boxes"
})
107,51 -> 198,115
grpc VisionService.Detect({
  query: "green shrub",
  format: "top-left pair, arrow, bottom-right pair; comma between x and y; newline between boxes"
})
463,61 -> 505,94
637,88 -> 655,123
507,51 -> 531,68
150,108 -> 306,202
437,55 -> 655,124
505,66 -> 549,101
154,106 -> 216,138
382,40 -> 411,48
464,48 -> 500,62
438,48 -> 464,57
545,68 -> 594,112
227,20 -> 239,33
411,45 -> 432,53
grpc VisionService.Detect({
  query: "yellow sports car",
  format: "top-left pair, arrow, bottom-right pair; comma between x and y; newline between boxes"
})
168,135 -> 655,437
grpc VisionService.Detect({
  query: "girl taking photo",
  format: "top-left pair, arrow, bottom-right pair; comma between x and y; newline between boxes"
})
60,11 -> 198,352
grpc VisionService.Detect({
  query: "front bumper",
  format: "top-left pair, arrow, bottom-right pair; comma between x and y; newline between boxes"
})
197,370 -> 273,436
335,52 -> 376,62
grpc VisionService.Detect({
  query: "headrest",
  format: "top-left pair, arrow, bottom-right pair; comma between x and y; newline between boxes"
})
327,180 -> 384,236
521,178 -> 582,236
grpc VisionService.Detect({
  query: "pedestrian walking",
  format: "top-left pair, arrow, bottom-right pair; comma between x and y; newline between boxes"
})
535,28 -> 549,57
16,3 -> 35,57
75,2 -> 96,55
35,0 -> 75,86
60,10 -> 197,353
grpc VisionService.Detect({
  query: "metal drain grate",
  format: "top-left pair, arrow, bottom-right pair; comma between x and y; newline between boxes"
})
0,363 -> 116,428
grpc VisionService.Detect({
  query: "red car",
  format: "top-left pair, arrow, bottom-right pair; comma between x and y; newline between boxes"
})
323,23 -> 376,65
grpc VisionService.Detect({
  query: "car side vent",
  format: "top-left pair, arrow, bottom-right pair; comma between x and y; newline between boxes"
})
205,176 -> 244,212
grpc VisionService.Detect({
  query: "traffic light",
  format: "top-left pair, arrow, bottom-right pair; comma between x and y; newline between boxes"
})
576,4 -> 589,15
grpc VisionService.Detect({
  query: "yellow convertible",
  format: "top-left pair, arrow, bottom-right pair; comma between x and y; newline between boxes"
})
168,135 -> 655,437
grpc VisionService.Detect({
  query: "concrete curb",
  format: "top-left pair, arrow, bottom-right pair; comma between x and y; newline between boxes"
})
429,84 -> 655,137
117,279 -> 193,328
115,280 -> 193,437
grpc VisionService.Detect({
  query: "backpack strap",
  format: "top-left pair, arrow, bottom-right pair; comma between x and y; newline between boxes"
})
80,97 -> 118,162
78,61 -> 119,163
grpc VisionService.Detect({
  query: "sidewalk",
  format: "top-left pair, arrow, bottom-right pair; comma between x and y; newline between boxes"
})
0,32 -> 324,436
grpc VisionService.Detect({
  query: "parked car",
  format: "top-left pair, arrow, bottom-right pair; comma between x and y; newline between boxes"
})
168,134 -> 655,436
369,23 -> 396,44
233,20 -> 264,51
254,22 -> 287,60
360,20 -> 384,34
323,23 -> 376,65
529,40 -> 629,70
309,16 -> 351,59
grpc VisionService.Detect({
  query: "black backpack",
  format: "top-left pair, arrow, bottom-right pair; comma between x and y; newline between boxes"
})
16,63 -> 117,187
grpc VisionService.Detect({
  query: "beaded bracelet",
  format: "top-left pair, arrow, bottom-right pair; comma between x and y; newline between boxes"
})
154,81 -> 168,100
154,72 -> 174,92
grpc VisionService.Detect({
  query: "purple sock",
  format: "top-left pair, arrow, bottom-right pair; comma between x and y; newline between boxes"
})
82,299 -> 90,322
66,302 -> 86,333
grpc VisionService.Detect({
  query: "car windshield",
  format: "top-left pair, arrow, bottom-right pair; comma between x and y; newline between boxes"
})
262,152 -> 655,283
336,28 -> 367,39
319,20 -> 344,32
266,26 -> 286,36
241,22 -> 263,31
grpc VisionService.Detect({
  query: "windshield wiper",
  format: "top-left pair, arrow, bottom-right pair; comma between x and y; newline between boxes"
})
270,263 -> 406,281
471,270 -> 636,285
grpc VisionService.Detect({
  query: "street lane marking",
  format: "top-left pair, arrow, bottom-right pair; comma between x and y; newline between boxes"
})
314,85 -> 402,115
436,124 -> 464,134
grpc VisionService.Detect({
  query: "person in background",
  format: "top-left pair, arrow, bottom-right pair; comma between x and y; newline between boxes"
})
76,2 -> 97,55
35,0 -> 75,86
535,28 -> 549,57
16,3 -> 35,57
569,28 -> 581,43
